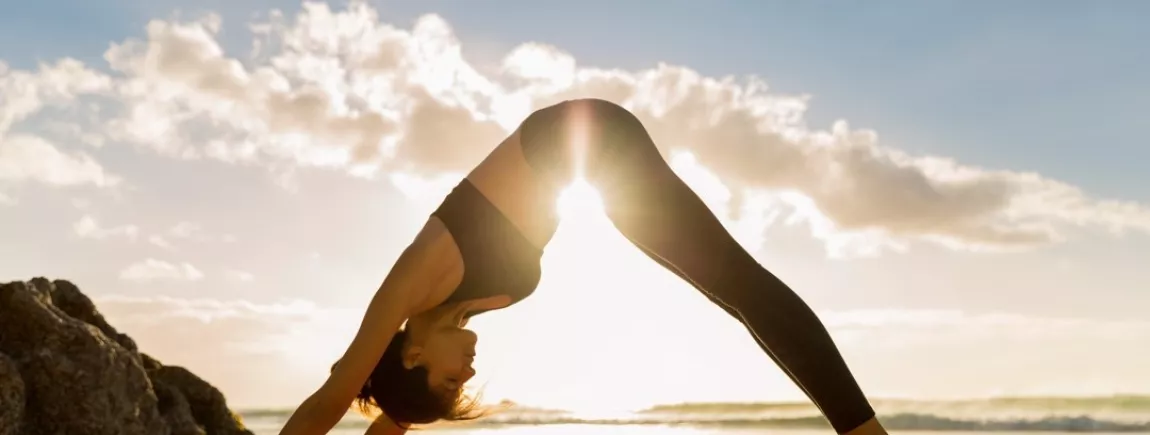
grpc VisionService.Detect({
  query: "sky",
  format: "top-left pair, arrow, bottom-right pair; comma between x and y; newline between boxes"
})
1,0 -> 1148,412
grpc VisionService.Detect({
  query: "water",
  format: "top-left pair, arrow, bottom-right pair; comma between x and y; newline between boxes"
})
243,424 -> 1147,435
237,396 -> 1150,434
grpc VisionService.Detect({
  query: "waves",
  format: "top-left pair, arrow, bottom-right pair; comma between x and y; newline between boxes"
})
238,395 -> 1150,432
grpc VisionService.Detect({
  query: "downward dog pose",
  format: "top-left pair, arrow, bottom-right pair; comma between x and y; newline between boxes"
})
280,99 -> 884,435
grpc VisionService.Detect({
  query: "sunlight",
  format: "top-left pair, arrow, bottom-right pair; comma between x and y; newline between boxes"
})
463,173 -> 808,415
567,99 -> 592,180
556,179 -> 606,220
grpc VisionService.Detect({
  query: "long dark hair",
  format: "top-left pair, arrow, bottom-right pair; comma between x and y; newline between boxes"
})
332,329 -> 483,425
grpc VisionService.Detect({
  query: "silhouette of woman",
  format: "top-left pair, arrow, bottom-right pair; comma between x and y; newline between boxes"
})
280,98 -> 884,435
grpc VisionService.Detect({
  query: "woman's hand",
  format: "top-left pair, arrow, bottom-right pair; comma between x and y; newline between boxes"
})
279,219 -> 464,435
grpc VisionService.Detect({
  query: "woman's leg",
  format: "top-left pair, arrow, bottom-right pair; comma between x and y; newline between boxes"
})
518,98 -> 879,434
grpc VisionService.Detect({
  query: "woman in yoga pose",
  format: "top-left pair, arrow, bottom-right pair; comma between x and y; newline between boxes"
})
279,99 -> 884,435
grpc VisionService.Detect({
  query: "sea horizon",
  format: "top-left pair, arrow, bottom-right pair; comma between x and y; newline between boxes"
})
237,394 -> 1150,434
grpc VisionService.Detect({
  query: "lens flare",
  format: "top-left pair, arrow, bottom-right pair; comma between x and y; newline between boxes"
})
556,179 -> 605,220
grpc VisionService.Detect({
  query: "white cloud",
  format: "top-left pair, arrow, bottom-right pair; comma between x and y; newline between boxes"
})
0,58 -> 111,136
119,258 -> 204,282
101,11 -> 397,167
0,59 -> 116,199
0,191 -> 14,206
502,42 -> 576,89
43,121 -> 107,148
149,235 -> 175,250
72,214 -> 139,241
0,134 -> 120,188
2,2 -> 1148,256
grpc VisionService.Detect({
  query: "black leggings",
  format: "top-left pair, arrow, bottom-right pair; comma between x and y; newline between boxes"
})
518,98 -> 875,434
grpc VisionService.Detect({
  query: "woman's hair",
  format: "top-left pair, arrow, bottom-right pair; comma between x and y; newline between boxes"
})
331,329 -> 483,425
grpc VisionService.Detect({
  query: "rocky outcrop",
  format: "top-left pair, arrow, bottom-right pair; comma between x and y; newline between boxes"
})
0,353 -> 24,435
0,278 -> 253,435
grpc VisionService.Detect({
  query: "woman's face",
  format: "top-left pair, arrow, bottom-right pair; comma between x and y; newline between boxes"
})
407,323 -> 478,394
403,295 -> 509,393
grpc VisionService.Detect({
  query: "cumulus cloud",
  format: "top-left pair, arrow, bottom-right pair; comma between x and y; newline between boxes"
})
73,214 -> 139,241
102,11 -> 397,168
3,2 -> 1148,255
0,134 -> 120,187
119,258 -> 205,282
0,59 -> 117,200
0,58 -> 111,135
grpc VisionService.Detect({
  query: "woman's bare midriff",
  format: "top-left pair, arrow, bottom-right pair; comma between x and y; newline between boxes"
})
463,129 -> 561,249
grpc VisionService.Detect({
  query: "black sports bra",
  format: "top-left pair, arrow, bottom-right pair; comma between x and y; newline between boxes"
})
431,180 -> 544,317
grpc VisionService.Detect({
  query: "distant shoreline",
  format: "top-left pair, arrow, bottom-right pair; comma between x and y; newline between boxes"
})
238,394 -> 1150,415
237,395 -> 1150,433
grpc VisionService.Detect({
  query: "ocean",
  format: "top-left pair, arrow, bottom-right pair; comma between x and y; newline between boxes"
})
237,396 -> 1150,434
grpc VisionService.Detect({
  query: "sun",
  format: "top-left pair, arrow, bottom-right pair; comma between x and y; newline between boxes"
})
556,179 -> 605,221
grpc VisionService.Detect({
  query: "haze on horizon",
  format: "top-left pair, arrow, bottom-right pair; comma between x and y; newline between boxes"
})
1,0 -> 1148,411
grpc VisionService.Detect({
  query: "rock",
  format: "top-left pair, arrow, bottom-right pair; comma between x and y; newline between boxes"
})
0,353 -> 25,435
0,278 -> 253,435
44,279 -> 138,352
154,380 -> 206,435
0,279 -> 166,435
152,366 -> 250,435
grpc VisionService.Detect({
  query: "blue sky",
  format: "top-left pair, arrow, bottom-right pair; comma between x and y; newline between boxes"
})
5,0 -> 1148,201
2,0 -> 1148,408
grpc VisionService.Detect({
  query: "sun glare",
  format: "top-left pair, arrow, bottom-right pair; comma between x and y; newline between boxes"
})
556,179 -> 605,220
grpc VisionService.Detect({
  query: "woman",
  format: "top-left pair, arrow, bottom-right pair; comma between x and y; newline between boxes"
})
279,99 -> 885,435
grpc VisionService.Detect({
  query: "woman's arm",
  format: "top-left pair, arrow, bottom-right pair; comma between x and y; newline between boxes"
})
364,414 -> 409,435
278,288 -> 412,434
278,220 -> 461,435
